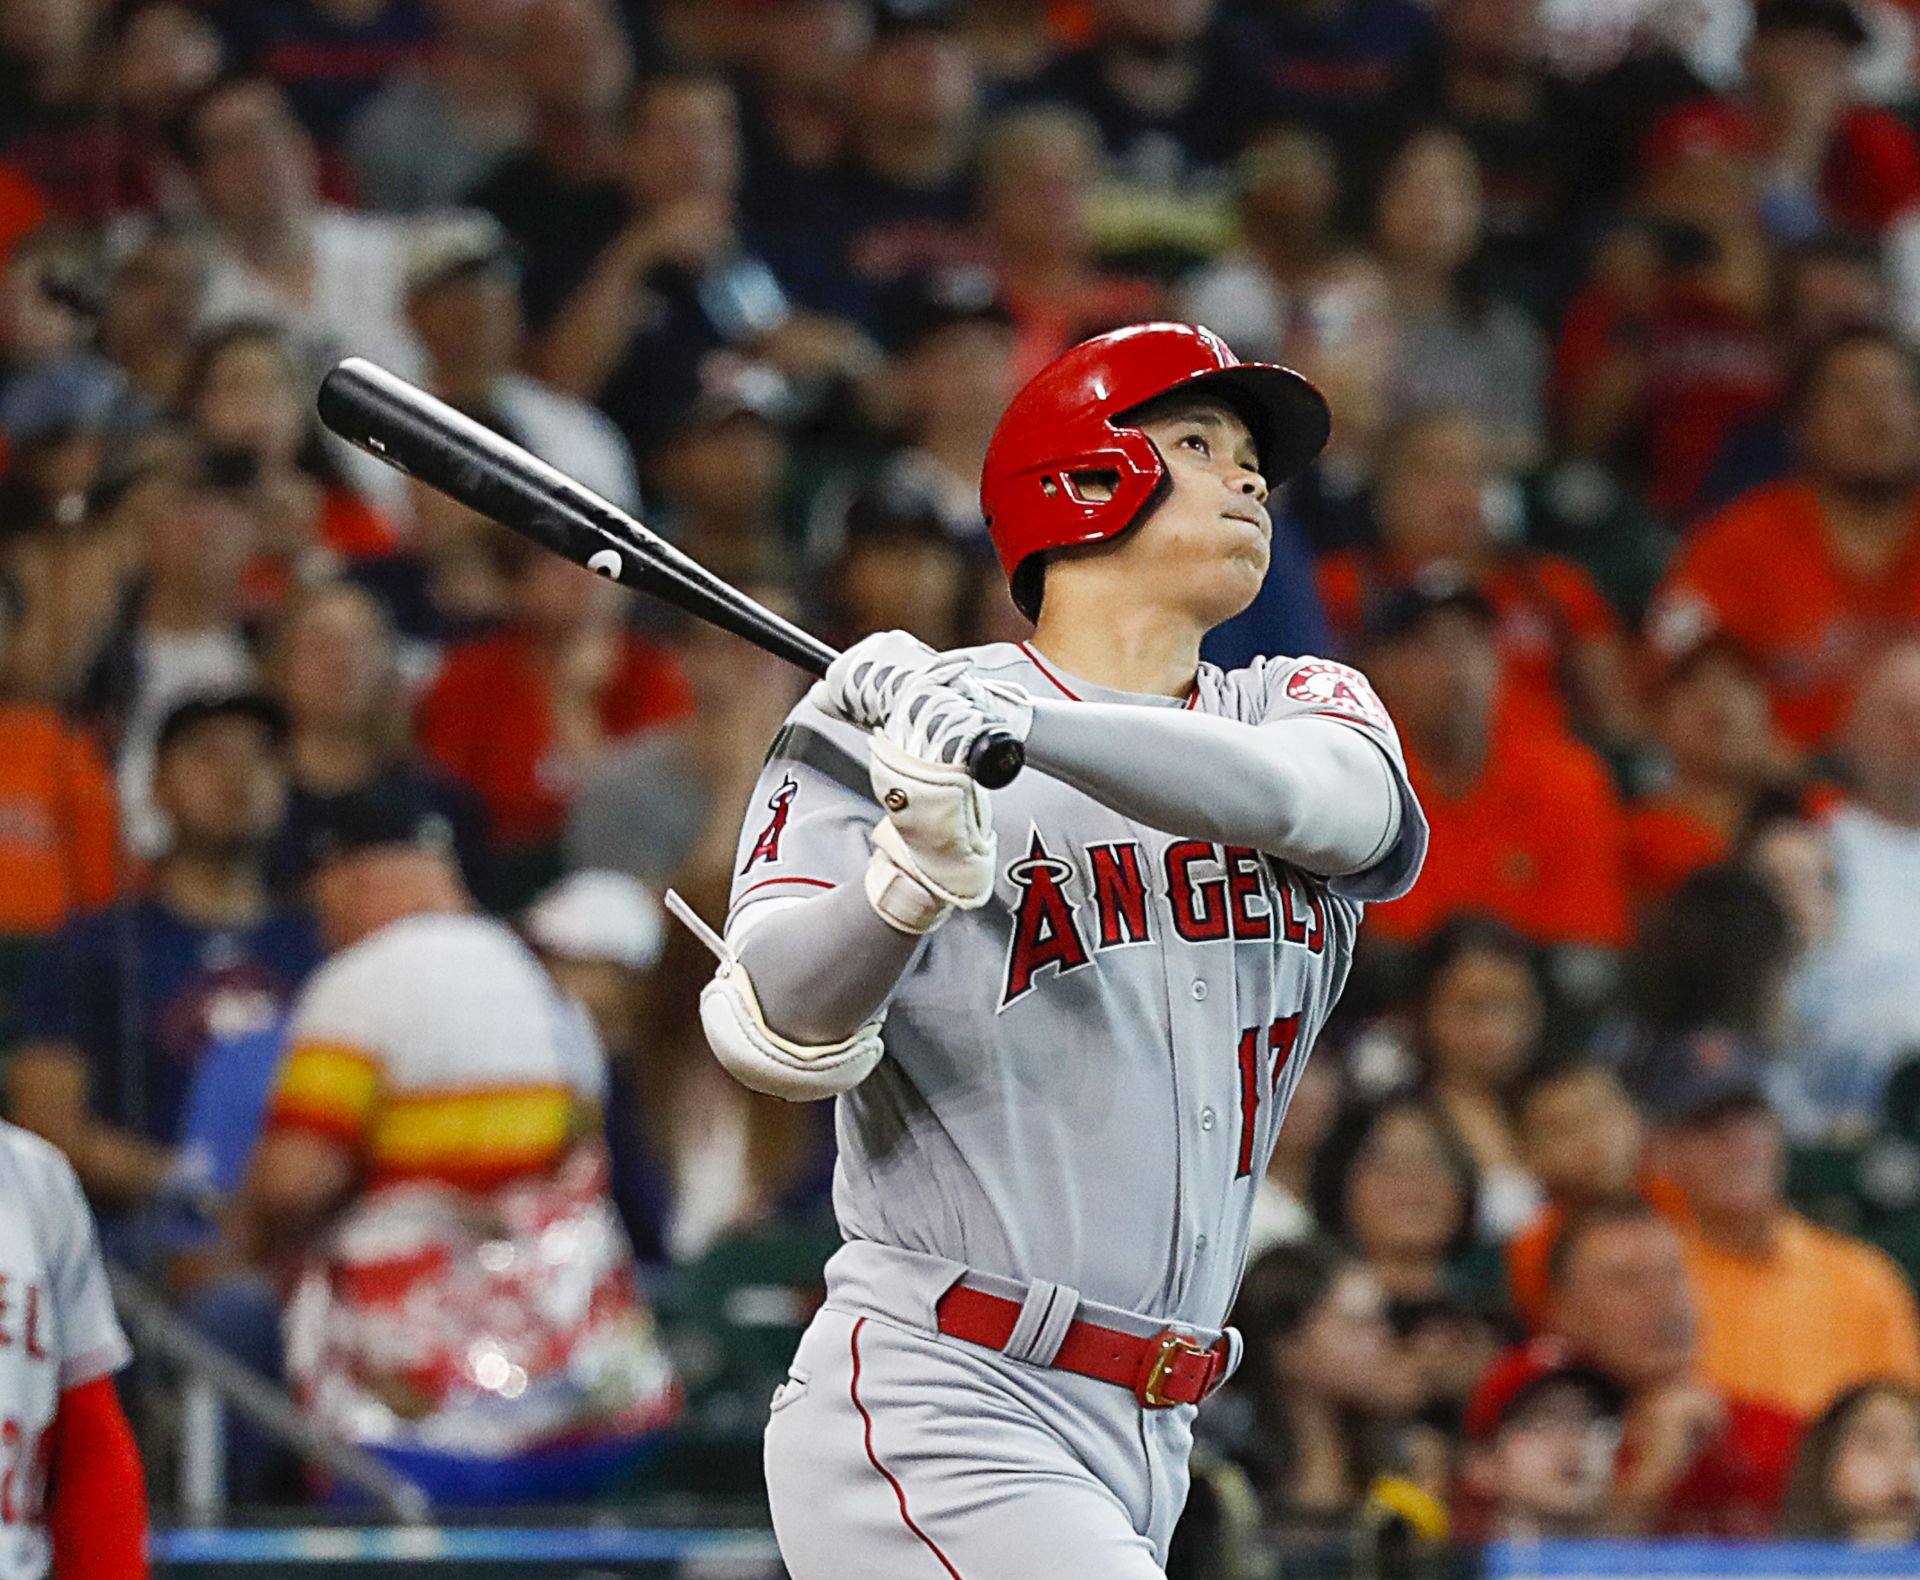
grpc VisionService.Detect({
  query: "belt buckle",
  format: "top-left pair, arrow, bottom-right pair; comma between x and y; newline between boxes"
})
1137,1329 -> 1210,1409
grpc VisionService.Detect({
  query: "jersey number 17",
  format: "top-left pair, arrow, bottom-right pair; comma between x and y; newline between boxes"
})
1235,1014 -> 1302,1179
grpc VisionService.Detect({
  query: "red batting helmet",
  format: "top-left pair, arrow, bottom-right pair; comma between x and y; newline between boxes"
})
980,322 -> 1330,619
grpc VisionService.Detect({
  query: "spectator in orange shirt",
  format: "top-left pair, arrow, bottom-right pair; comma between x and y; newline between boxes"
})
1544,1200 -> 1802,1536
1628,635 -> 1787,917
1641,1041 -> 1920,1419
0,574 -> 117,945
1361,573 -> 1631,950
418,537 -> 694,904
1317,408 -> 1637,741
1647,327 -> 1920,754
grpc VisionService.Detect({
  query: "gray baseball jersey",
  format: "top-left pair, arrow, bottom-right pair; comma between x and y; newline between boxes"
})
0,1121 -> 132,1580
729,641 -> 1423,1331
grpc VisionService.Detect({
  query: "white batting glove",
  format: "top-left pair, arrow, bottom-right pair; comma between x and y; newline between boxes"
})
883,664 -> 1034,768
811,629 -> 941,730
858,668 -> 1033,934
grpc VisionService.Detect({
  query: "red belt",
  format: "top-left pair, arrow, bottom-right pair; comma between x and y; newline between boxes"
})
934,1284 -> 1230,1409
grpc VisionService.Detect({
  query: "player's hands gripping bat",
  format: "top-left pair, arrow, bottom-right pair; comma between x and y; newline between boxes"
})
314,358 -> 1026,787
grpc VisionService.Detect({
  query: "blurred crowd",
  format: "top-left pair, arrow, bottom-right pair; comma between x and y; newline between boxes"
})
10,0 -> 1920,1554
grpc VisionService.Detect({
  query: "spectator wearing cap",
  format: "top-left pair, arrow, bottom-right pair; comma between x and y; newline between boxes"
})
1555,99 -> 1778,521
1361,573 -> 1631,950
1366,126 -> 1547,470
405,209 -> 640,512
1775,643 -> 1920,1133
1736,0 -> 1920,243
263,579 -> 492,899
1543,1200 -> 1802,1536
175,318 -> 400,618
1638,1039 -> 1920,1418
172,74 -> 424,389
645,354 -> 794,588
1627,636 -> 1785,916
238,784 -> 679,1493
752,7 -> 981,330
345,0 -> 530,214
1318,408 -> 1636,743
1648,327 -> 1920,754
417,527 -> 694,908
973,107 -> 1162,386
8,693 -> 322,1220
523,869 -> 673,1265
1459,1342 -> 1625,1539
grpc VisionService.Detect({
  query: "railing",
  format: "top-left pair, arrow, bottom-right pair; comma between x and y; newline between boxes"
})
108,1266 -> 433,1526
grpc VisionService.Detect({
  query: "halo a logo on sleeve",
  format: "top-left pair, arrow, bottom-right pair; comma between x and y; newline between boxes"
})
1284,660 -> 1390,730
741,774 -> 799,873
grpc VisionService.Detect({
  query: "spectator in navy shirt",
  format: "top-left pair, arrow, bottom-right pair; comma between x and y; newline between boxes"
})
7,694 -> 323,1217
212,0 -> 436,156
749,9 -> 982,329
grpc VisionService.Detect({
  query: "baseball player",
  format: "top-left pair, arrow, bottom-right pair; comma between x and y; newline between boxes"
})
0,1120 -> 147,1580
681,323 -> 1429,1577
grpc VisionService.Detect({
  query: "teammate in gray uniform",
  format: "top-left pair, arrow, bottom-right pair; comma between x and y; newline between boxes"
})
0,1120 -> 146,1579
679,323 -> 1429,1578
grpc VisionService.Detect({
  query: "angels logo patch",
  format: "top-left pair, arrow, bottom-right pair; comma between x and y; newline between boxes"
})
1284,660 -> 1390,731
741,774 -> 799,873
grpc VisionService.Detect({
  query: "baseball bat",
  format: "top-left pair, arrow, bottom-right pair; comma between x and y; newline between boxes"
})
315,358 -> 1025,788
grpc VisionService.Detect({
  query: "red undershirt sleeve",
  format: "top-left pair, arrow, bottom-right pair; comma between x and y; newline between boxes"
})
46,1374 -> 148,1579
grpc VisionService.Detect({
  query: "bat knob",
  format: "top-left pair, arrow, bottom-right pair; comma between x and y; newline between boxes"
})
968,729 -> 1025,789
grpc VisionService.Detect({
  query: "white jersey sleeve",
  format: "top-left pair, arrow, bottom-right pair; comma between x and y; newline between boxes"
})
2,1123 -> 130,1393
726,698 -> 882,931
1216,654 -> 1428,903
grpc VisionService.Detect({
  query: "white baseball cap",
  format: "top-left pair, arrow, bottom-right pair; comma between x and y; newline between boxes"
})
523,870 -> 665,970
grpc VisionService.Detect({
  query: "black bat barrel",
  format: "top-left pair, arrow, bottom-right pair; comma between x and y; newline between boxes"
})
316,359 -> 1026,788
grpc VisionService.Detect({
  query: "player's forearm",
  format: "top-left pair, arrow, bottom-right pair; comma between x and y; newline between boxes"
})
732,883 -> 922,1045
1021,705 -> 1400,876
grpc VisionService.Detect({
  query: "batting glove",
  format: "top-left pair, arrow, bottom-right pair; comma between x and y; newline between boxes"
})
811,629 -> 941,730
883,663 -> 1034,767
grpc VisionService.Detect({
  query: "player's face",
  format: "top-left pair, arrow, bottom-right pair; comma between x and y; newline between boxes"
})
1122,401 -> 1272,627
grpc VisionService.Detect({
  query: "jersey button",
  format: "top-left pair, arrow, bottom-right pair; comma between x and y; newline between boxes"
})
1190,980 -> 1208,1001
1196,1235 -> 1209,1255
1200,1107 -> 1216,1131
